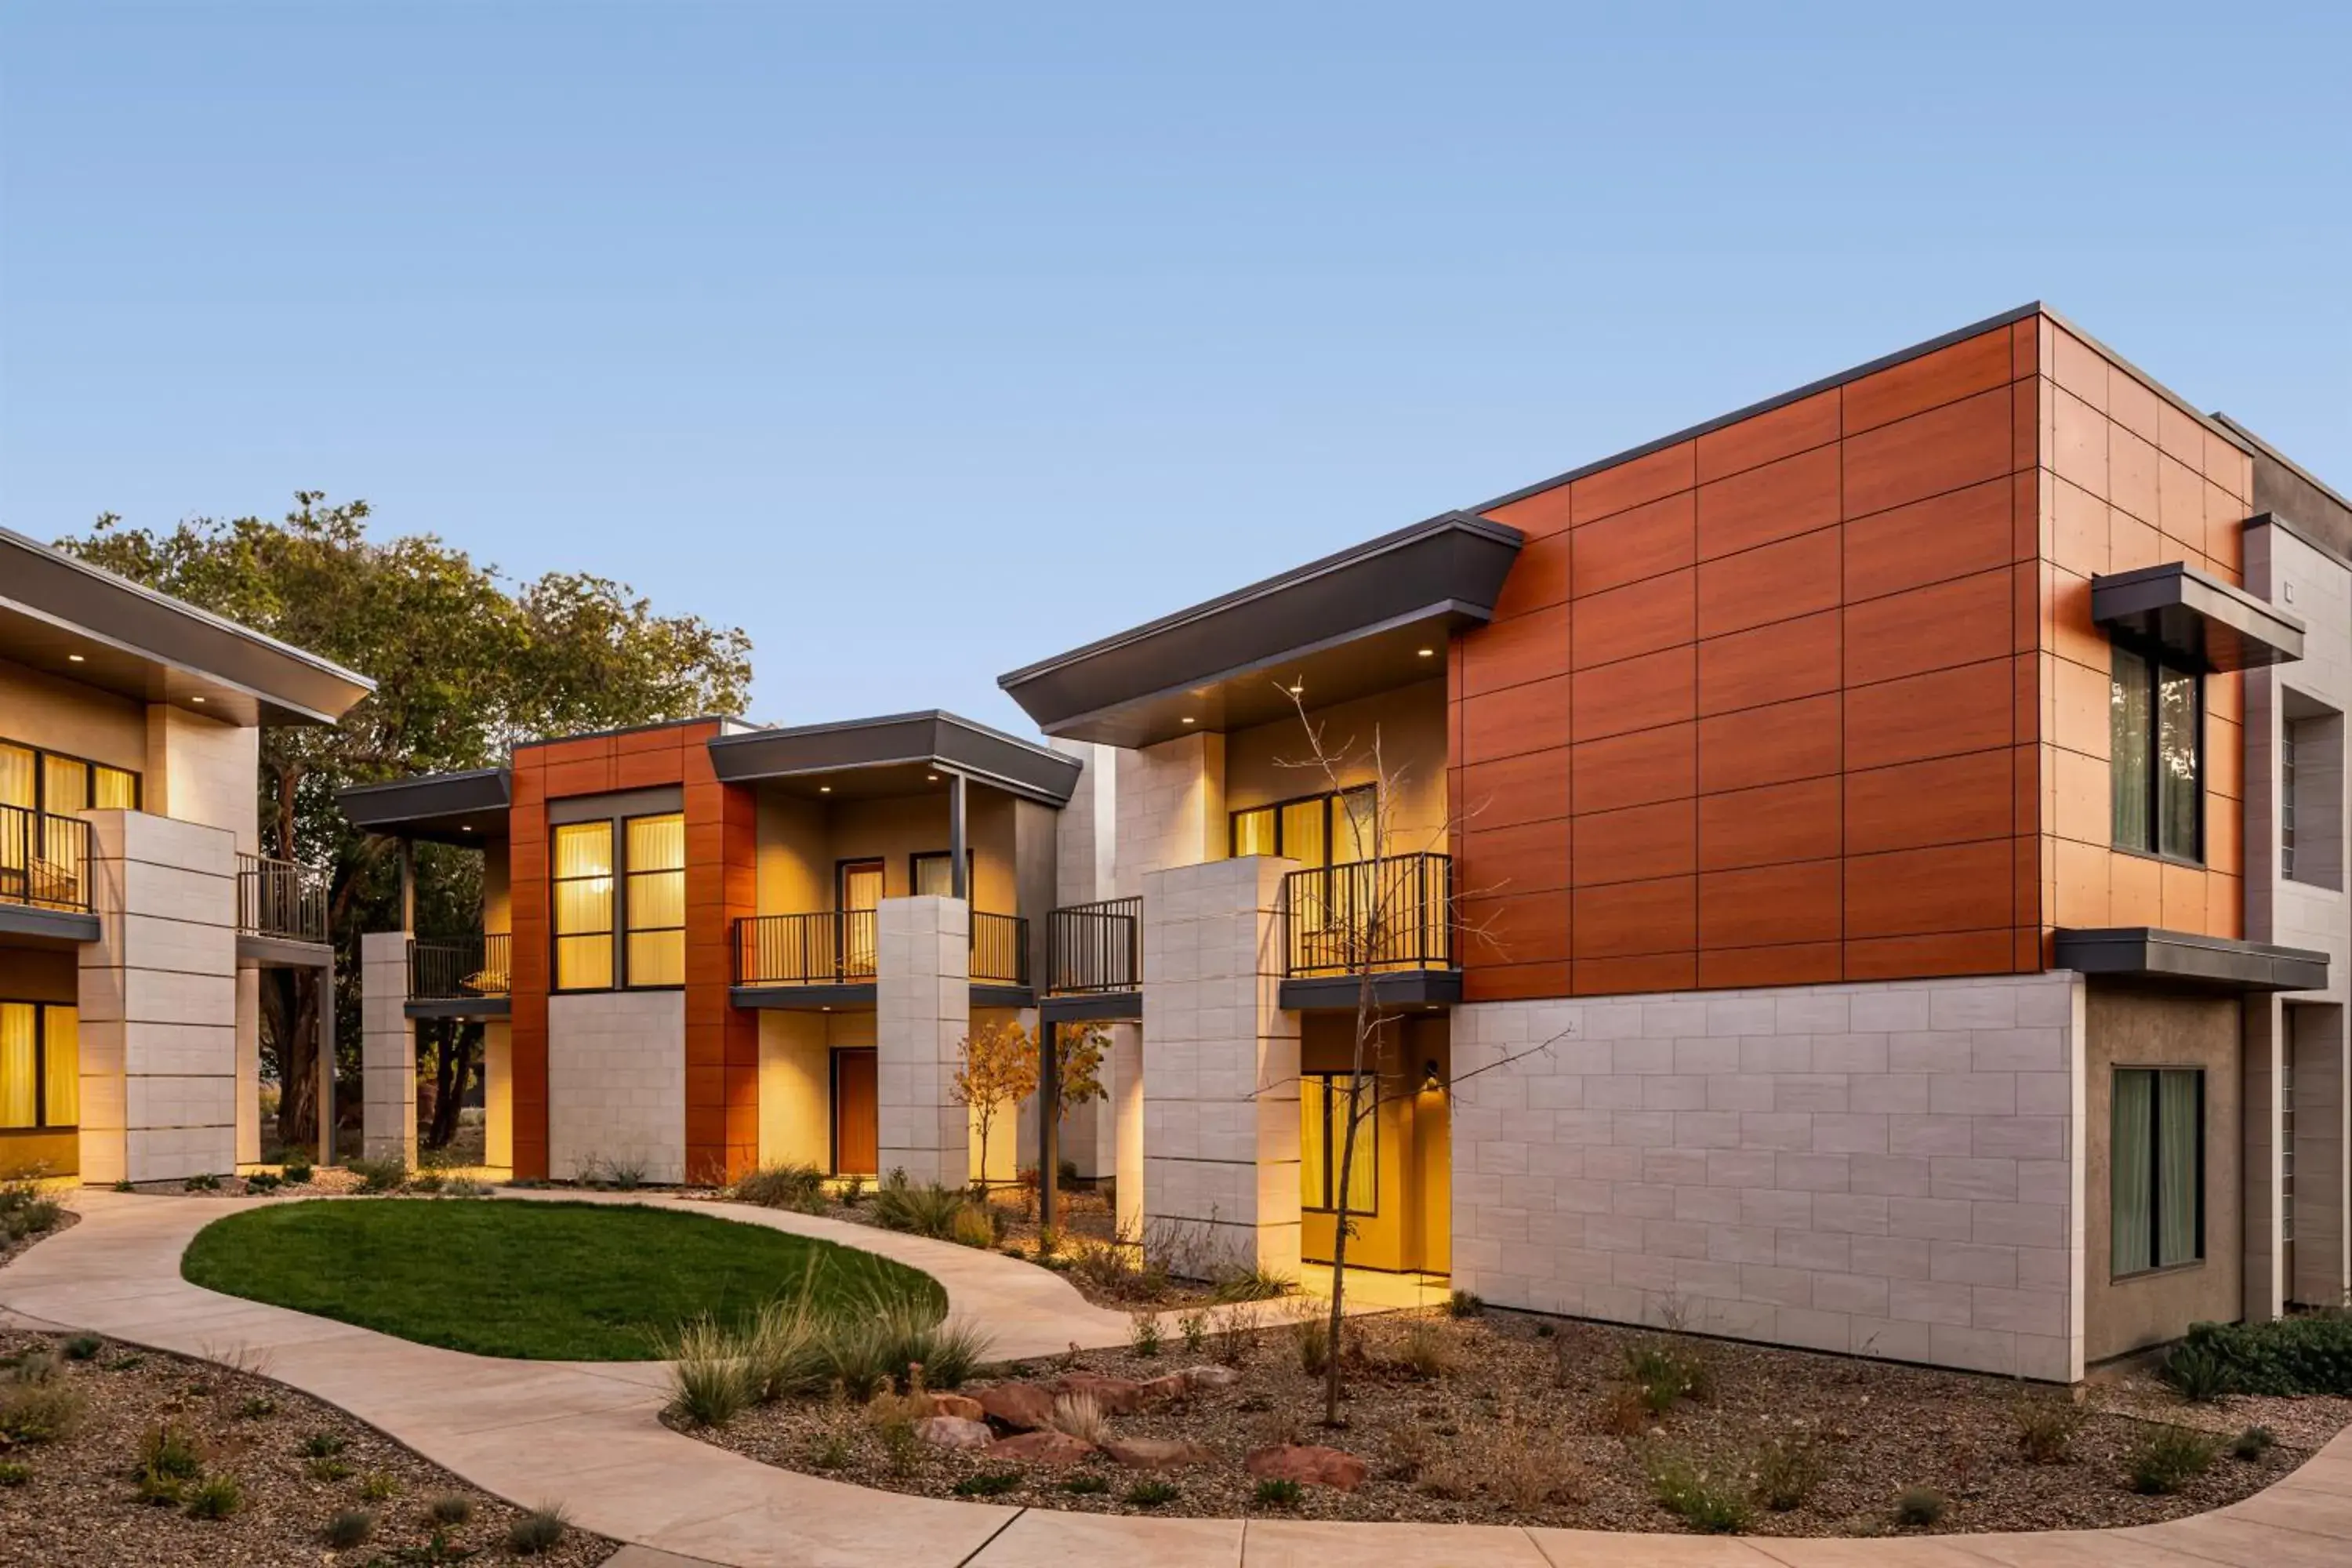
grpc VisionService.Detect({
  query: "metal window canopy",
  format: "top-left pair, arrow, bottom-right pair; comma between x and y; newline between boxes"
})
2055,927 -> 2328,993
997,511 -> 1525,748
2090,562 -> 2303,673
338,768 -> 512,844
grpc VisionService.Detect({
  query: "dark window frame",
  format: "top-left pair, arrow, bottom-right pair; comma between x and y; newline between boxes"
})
550,819 -> 618,995
2109,637 -> 2205,866
619,810 -> 686,993
2111,1065 -> 2206,1280
909,849 -> 976,899
0,999 -> 77,1133
1229,783 -> 1378,866
1301,1071 -> 1378,1217
0,736 -> 141,815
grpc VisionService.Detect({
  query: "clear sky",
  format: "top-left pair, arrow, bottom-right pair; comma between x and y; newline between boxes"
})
3,3 -> 2344,735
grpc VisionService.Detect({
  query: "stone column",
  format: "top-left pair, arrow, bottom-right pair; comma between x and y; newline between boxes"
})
483,1021 -> 514,1170
876,895 -> 970,1187
234,967 -> 261,1165
75,811 -> 239,1185
2245,996 -> 2286,1321
360,931 -> 417,1166
2291,1003 -> 2350,1307
1111,1019 -> 1144,1238
1139,855 -> 1301,1279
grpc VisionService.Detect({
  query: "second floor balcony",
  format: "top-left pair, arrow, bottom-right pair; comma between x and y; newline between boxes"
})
1280,851 -> 1458,1009
1043,895 -> 1142,1021
732,906 -> 1030,1006
237,852 -> 330,945
0,805 -> 91,918
407,933 -> 512,1018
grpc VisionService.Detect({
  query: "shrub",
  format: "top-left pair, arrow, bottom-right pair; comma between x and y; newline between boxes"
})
244,1171 -> 282,1194
1061,1472 -> 1109,1494
281,1159 -> 314,1185
824,1290 -> 992,1396
1049,1391 -> 1109,1446
1253,1477 -> 1302,1508
323,1508 -> 375,1548
428,1493 -> 476,1526
1211,1265 -> 1295,1303
734,1161 -> 827,1211
0,1176 -> 64,1241
1447,1289 -> 1483,1319
184,1171 -> 220,1192
10,1347 -> 60,1384
1894,1486 -> 1948,1528
2011,1391 -> 2088,1464
1131,1313 -> 1163,1359
307,1457 -> 354,1482
0,1461 -> 27,1486
2161,1341 -> 2234,1403
348,1157 -> 407,1194
1650,1454 -> 1749,1534
137,1421 -> 205,1483
840,1173 -> 866,1206
2128,1425 -> 2219,1494
1124,1479 -> 1179,1508
660,1316 -> 753,1427
949,1204 -> 998,1250
1178,1310 -> 1210,1356
1293,1314 -> 1330,1376
184,1473 -> 244,1519
62,1334 -> 102,1362
300,1431 -> 349,1458
1399,1318 -> 1461,1381
507,1503 -> 569,1555
1596,1384 -> 1650,1436
0,1382 -> 84,1444
1380,1421 -> 1432,1482
1751,1435 -> 1823,1511
953,1470 -> 1023,1497
358,1470 -> 401,1501
2174,1315 -> 2352,1396
1490,1429 -> 1579,1511
437,1175 -> 492,1200
2233,1424 -> 2278,1461
1626,1339 -> 1710,1414
871,1173 -> 970,1238
810,1431 -> 851,1468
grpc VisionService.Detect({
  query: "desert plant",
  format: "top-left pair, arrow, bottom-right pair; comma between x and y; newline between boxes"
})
949,1203 -> 997,1249
1211,1264 -> 1295,1303
953,1469 -> 1024,1497
840,1172 -> 866,1205
1131,1313 -> 1163,1359
2169,1313 -> 2352,1396
300,1431 -> 349,1458
1123,1479 -> 1179,1508
307,1457 -> 355,1482
409,1168 -> 448,1195
1218,1301 -> 1261,1367
1626,1339 -> 1709,1414
428,1493 -> 476,1526
1751,1435 -> 1823,1511
1894,1486 -> 1948,1527
1399,1318 -> 1461,1380
1049,1391 -> 1110,1446
1380,1420 -> 1432,1482
2161,1341 -> 2234,1403
660,1316 -> 754,1427
1178,1310 -> 1210,1356
1417,1451 -> 1479,1499
244,1171 -> 282,1194
1253,1477 -> 1302,1508
0,1461 -> 27,1485
438,1175 -> 492,1200
820,1290 -> 991,1396
358,1470 -> 401,1501
810,1430 -> 851,1468
1447,1289 -> 1483,1319
2233,1424 -> 2278,1460
2011,1392 -> 2088,1465
1650,1454 -> 1749,1533
323,1508 -> 376,1548
1490,1429 -> 1579,1511
872,1404 -> 923,1476
347,1156 -> 407,1194
0,1381 -> 84,1444
597,1156 -> 648,1191
10,1348 -> 60,1385
281,1158 -> 314,1185
62,1334 -> 102,1362
1061,1472 -> 1109,1494
136,1421 -> 205,1483
184,1473 -> 244,1519
183,1171 -> 220,1192
1293,1313 -> 1330,1377
507,1503 -> 569,1555
0,1175 -> 63,1240
2127,1425 -> 2219,1494
733,1161 -> 827,1211
870,1172 -> 971,1239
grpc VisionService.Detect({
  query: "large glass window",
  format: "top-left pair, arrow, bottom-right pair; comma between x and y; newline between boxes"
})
0,738 -> 139,815
623,813 -> 685,989
0,1002 -> 78,1131
1300,1073 -> 1377,1215
910,851 -> 975,899
2112,1067 -> 2203,1276
2111,646 -> 2201,861
553,822 -> 615,991
1230,786 -> 1377,869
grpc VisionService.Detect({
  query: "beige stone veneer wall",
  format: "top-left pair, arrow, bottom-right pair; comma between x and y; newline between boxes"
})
1452,971 -> 2089,1381
546,989 -> 686,1183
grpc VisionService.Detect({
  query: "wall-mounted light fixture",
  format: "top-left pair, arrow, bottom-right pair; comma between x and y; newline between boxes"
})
1420,1059 -> 1445,1094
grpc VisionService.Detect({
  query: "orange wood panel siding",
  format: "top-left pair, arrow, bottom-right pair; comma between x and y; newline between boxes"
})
1451,310 -> 2253,1002
503,719 -> 760,1181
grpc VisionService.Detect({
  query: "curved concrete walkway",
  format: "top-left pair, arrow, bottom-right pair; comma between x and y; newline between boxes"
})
4,1192 -> 2349,1568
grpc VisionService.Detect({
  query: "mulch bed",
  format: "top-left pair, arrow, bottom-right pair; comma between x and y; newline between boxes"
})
0,1327 -> 612,1566
674,1305 -> 2347,1537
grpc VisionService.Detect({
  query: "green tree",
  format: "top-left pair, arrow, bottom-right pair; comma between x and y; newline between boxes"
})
57,493 -> 751,1154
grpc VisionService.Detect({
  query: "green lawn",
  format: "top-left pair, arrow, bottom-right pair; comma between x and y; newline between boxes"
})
180,1199 -> 942,1360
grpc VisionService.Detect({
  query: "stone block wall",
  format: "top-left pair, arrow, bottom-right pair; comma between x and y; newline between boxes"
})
1451,971 -> 2086,1381
359,931 -> 416,1166
1115,733 -> 1224,898
546,989 -> 686,1182
876,895 -> 971,1187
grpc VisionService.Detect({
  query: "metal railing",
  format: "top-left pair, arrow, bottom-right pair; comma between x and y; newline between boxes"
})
735,909 -> 879,986
237,852 -> 329,942
1047,895 -> 1140,993
1283,853 -> 1454,978
971,910 -> 1029,987
0,805 -> 92,914
409,934 -> 511,1001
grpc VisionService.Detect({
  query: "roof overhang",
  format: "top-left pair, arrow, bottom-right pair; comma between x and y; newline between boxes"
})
338,769 -> 511,844
709,711 -> 1081,807
2091,561 -> 2303,673
998,511 -> 1523,747
2056,927 -> 2328,993
0,529 -> 375,727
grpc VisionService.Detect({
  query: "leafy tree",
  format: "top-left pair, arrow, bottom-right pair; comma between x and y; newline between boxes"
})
56,493 -> 751,1153
953,1018 -> 1039,1192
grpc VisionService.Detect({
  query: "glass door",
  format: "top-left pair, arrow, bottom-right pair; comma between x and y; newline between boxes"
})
837,859 -> 884,979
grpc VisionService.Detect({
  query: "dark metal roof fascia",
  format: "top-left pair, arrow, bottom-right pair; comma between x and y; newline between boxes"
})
2090,561 -> 2304,672
706,710 -> 1080,806
2055,927 -> 2328,993
336,768 -> 513,831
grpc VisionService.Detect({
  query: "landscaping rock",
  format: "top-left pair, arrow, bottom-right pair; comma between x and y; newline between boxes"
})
1178,1363 -> 1241,1392
916,1415 -> 993,1450
1103,1436 -> 1218,1470
1051,1371 -> 1149,1414
987,1430 -> 1095,1466
1246,1443 -> 1368,1491
975,1382 -> 1058,1431
1135,1373 -> 1193,1406
926,1393 -> 985,1421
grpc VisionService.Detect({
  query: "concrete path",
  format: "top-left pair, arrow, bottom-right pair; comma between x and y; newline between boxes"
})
5,1191 -> 2350,1568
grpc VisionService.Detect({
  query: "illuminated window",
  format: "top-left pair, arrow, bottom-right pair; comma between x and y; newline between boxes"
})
1299,1073 -> 1377,1215
624,813 -> 685,988
0,738 -> 139,815
553,822 -> 615,990
0,1002 -> 77,1131
1229,785 -> 1377,868
94,766 -> 137,810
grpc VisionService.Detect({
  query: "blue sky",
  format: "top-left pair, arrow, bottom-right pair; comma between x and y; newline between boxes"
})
3,4 -> 2344,735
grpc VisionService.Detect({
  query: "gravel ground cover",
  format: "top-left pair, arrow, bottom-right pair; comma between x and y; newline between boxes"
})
677,1303 -> 2348,1537
0,1327 -> 612,1566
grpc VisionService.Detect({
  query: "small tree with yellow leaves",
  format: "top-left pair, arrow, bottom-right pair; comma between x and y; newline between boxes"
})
953,1018 -> 1039,1194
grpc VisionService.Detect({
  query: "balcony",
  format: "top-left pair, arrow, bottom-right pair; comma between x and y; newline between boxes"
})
237,852 -> 329,944
1280,852 -> 1459,1009
971,909 -> 1029,993
732,907 -> 1030,1008
1042,895 -> 1141,1022
0,806 -> 96,946
406,933 -> 512,1018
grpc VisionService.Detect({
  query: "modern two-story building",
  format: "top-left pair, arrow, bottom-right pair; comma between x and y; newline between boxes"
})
0,529 -> 371,1183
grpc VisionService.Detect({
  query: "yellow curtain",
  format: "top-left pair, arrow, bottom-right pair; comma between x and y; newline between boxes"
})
626,813 -> 684,873
1280,799 -> 1327,868
0,744 -> 33,809
1299,1080 -> 1327,1210
0,1004 -> 34,1129
554,821 -> 613,879
42,755 -> 88,813
42,1007 -> 77,1127
93,766 -> 137,809
1232,808 -> 1276,858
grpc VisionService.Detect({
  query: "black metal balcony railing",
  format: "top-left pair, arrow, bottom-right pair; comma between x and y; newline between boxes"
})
735,909 -> 879,987
1283,853 -> 1455,978
971,910 -> 1029,987
0,805 -> 92,914
409,934 -> 512,1002
1047,895 -> 1140,993
237,852 -> 329,942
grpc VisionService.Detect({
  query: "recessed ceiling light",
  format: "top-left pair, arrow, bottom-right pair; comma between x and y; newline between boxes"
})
460,825 -> 474,833
1287,684 -> 1304,696
1180,717 -> 1196,725
927,774 -> 939,782
1416,647 -> 1435,658
818,785 -> 832,794
67,653 -> 85,663
190,696 -> 205,704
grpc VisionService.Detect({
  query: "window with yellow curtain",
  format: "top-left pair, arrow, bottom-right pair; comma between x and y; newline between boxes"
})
93,766 -> 138,810
0,1004 -> 36,1130
0,744 -> 33,810
1299,1073 -> 1377,1214
42,754 -> 89,813
553,822 -> 615,990
623,813 -> 685,987
42,1007 -> 77,1127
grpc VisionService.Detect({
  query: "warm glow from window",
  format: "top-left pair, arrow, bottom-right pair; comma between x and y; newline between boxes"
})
554,822 -> 615,989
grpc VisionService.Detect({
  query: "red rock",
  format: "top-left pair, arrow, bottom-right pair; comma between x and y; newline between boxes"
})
1179,1364 -> 1241,1392
1134,1374 -> 1192,1406
1103,1437 -> 1218,1470
1050,1371 -> 1149,1414
975,1383 -> 1057,1431
1245,1444 -> 1368,1491
986,1431 -> 1095,1466
927,1393 -> 985,1421
916,1415 -> 993,1450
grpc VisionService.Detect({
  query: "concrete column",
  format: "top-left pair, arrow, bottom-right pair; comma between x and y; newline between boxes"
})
234,967 -> 261,1165
756,1010 -> 827,1169
360,931 -> 417,1166
1139,855 -> 1301,1279
876,895 -> 970,1187
2291,1003 -> 2350,1307
1111,1019 -> 1143,1239
75,811 -> 239,1185
484,1020 -> 514,1170
2245,996 -> 2287,1321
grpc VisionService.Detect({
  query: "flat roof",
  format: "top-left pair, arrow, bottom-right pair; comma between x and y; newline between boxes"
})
709,710 -> 1081,806
338,768 -> 511,844
0,529 -> 375,727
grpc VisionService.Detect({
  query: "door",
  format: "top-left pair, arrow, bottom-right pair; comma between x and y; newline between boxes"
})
833,1047 -> 878,1175
837,859 -> 884,979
